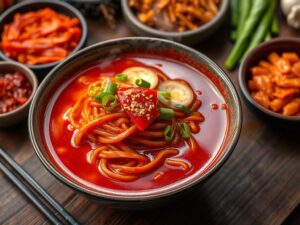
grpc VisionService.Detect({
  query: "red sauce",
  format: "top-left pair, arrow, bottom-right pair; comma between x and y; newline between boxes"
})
43,54 -> 228,193
211,103 -> 219,110
0,71 -> 32,114
222,103 -> 228,110
196,90 -> 202,95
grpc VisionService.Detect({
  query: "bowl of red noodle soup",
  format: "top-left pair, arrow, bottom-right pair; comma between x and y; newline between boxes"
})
29,37 -> 242,208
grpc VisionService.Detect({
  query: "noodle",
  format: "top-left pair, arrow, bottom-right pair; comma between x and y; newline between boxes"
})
65,72 -> 205,181
166,159 -> 190,171
110,149 -> 178,174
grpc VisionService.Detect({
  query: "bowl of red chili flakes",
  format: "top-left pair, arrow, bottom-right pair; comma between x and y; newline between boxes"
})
0,0 -> 87,74
0,61 -> 37,127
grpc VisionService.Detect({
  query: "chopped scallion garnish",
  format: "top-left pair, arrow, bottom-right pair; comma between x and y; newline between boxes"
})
105,82 -> 117,95
158,108 -> 174,120
180,123 -> 191,138
102,94 -> 117,111
89,86 -> 102,97
158,93 -> 170,105
175,104 -> 192,115
158,91 -> 171,98
95,92 -> 110,102
164,125 -> 175,142
115,74 -> 128,82
135,79 -> 151,88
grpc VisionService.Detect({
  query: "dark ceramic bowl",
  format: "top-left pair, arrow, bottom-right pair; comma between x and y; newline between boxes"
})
0,0 -> 88,75
121,0 -> 228,45
239,37 -> 300,122
0,61 -> 38,127
29,37 -> 242,208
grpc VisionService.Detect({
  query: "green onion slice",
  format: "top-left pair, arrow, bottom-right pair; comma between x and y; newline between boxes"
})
175,104 -> 192,115
115,73 -> 128,82
158,91 -> 171,99
164,125 -> 175,142
158,93 -> 170,105
135,79 -> 151,88
89,86 -> 102,97
102,94 -> 117,111
95,92 -> 110,102
105,81 -> 117,95
180,123 -> 191,138
158,108 -> 174,120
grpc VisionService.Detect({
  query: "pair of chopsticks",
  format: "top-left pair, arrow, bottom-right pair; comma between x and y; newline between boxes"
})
0,147 -> 80,225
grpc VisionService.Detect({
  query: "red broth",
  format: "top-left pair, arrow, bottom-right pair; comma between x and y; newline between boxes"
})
43,54 -> 228,193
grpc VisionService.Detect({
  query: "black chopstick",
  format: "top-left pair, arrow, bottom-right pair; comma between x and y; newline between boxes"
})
0,147 -> 80,225
0,162 -> 63,225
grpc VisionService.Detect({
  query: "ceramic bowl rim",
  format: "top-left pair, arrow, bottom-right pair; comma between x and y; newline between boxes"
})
0,0 -> 88,70
238,37 -> 300,121
29,37 -> 242,202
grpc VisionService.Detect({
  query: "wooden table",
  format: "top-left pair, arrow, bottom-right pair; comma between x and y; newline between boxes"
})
1,12 -> 300,225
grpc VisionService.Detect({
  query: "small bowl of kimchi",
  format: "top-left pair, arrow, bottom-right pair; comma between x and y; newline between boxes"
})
239,37 -> 300,122
0,0 -> 87,74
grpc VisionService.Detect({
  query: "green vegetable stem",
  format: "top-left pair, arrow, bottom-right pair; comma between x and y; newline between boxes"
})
225,0 -> 270,70
230,0 -> 239,28
230,0 -> 239,41
236,0 -> 252,40
243,0 -> 277,58
159,108 -> 174,120
264,32 -> 272,42
271,14 -> 279,35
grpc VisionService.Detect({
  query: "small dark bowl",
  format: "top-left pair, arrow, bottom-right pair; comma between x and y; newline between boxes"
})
0,61 -> 38,127
121,0 -> 228,45
239,37 -> 300,122
0,0 -> 88,75
29,37 -> 242,208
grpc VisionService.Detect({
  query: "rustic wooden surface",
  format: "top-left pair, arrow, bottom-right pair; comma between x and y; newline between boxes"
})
1,11 -> 300,225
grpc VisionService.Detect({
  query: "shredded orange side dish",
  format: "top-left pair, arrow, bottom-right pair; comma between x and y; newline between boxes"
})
129,0 -> 220,32
248,52 -> 300,116
1,8 -> 81,65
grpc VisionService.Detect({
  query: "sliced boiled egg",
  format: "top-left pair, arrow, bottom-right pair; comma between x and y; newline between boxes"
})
158,80 -> 194,107
122,67 -> 159,89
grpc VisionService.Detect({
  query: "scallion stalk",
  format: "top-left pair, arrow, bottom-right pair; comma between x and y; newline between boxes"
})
95,92 -> 110,102
158,91 -> 171,98
158,108 -> 174,120
180,123 -> 191,138
158,93 -> 170,105
115,74 -> 128,82
271,14 -> 279,35
174,104 -> 192,115
164,125 -> 175,142
243,0 -> 276,58
105,82 -> 117,95
135,79 -> 151,88
225,0 -> 270,70
102,94 -> 117,111
89,86 -> 102,97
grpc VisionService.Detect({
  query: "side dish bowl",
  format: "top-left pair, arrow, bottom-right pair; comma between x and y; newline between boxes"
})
239,37 -> 300,122
0,61 -> 38,127
121,0 -> 228,45
0,0 -> 88,74
29,37 -> 241,208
